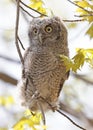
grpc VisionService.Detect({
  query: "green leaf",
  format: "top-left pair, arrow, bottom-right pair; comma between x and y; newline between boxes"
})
29,0 -> 47,15
13,110 -> 43,130
60,48 -> 93,72
13,117 -> 35,130
60,55 -> 73,72
86,24 -> 93,39
75,0 -> 93,23
72,49 -> 85,70
0,96 -> 14,106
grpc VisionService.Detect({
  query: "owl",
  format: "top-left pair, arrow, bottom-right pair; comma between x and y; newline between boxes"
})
18,16 -> 69,111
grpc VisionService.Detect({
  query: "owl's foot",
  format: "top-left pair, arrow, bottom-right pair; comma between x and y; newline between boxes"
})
24,90 -> 40,107
31,90 -> 40,100
50,103 -> 58,112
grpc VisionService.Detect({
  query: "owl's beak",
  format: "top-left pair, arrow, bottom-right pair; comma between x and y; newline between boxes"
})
38,34 -> 43,44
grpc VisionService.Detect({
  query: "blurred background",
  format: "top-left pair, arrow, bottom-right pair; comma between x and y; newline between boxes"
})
0,0 -> 93,130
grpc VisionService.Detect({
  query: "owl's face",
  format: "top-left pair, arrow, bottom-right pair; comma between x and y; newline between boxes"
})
28,16 -> 67,47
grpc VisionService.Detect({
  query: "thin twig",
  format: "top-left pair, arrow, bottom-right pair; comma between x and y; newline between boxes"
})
59,102 -> 93,127
20,5 -> 35,18
56,109 -> 86,130
67,0 -> 91,14
15,0 -> 24,64
17,36 -> 25,50
12,0 -> 29,22
19,0 -> 85,23
20,0 -> 47,17
74,14 -> 93,17
37,102 -> 46,126
25,76 -> 46,126
40,97 -> 86,130
63,19 -> 85,22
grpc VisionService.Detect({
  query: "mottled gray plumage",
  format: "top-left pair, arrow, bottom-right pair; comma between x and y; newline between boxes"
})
18,16 -> 69,111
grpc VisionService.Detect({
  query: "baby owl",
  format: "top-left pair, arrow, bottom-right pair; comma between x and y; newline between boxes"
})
18,16 -> 69,111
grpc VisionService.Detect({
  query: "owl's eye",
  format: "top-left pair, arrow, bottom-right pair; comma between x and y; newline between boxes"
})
33,28 -> 38,34
45,25 -> 53,33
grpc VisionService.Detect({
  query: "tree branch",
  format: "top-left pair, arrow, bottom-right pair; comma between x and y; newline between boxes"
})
63,19 -> 85,22
59,102 -> 93,128
15,0 -> 24,64
56,109 -> 86,130
20,0 -> 47,17
40,96 -> 86,130
0,54 -> 20,63
72,73 -> 93,85
19,5 -> 35,18
67,0 -> 91,14
17,36 -> 25,50
0,72 -> 17,85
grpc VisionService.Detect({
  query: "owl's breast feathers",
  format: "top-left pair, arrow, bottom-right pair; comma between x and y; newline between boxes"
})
22,47 -> 68,106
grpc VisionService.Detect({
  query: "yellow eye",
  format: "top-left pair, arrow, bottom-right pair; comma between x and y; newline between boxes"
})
45,26 -> 53,33
33,28 -> 38,34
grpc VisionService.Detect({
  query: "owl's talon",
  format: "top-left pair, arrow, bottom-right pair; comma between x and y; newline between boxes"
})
32,90 -> 40,99
51,104 -> 58,112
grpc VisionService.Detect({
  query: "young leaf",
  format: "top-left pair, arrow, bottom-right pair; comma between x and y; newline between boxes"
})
86,23 -> 93,39
75,0 -> 93,22
60,48 -> 93,72
0,96 -> 14,106
13,110 -> 43,130
29,0 -> 47,15
60,55 -> 73,72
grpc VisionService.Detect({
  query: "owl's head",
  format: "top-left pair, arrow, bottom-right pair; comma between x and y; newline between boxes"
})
28,16 -> 67,48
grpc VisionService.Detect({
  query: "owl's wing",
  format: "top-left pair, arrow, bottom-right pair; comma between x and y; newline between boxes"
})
23,47 -> 31,62
22,47 -> 32,78
66,70 -> 70,79
58,70 -> 70,97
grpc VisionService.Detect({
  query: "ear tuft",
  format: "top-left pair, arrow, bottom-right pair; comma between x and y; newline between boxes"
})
53,16 -> 61,22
